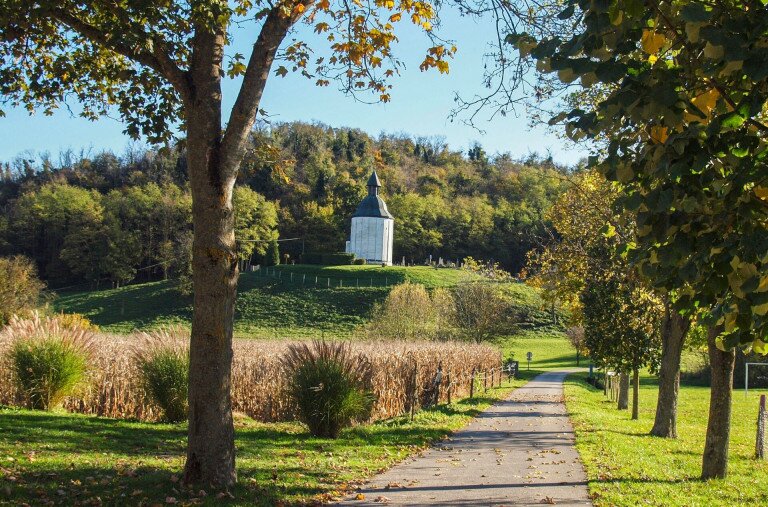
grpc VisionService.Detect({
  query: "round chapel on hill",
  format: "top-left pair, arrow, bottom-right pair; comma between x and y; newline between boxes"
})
345,171 -> 394,265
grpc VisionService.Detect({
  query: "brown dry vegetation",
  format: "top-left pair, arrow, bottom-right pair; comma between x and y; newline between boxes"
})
0,317 -> 501,423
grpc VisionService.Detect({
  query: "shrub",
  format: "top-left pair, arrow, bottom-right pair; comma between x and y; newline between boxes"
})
352,258 -> 367,265
0,256 -> 45,327
265,240 -> 280,266
133,328 -> 189,423
301,252 -> 324,264
3,313 -> 94,410
282,341 -> 374,438
367,283 -> 459,341
452,282 -> 515,342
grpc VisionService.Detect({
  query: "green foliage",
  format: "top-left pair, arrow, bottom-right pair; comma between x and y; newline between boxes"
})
234,187 -> 279,261
366,282 -> 454,341
581,279 -> 661,374
281,341 -> 374,438
320,253 -> 355,266
452,282 -> 519,343
352,258 -> 366,265
1,125 -> 567,284
4,314 -> 94,410
133,330 -> 189,423
265,240 -> 280,267
524,1 -> 768,350
0,255 -> 45,326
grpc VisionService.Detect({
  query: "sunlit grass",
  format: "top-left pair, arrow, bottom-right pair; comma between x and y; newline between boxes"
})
566,372 -> 768,506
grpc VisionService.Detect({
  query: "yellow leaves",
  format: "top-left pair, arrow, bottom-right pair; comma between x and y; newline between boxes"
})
649,125 -> 669,144
684,88 -> 720,124
436,60 -> 449,74
754,186 -> 768,201
291,2 -> 305,16
317,0 -> 330,9
380,93 -> 391,102
314,22 -> 329,33
389,13 -> 402,22
641,29 -> 666,55
703,42 -> 724,60
275,66 -> 288,77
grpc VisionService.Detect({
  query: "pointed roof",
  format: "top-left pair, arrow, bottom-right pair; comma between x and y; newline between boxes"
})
367,170 -> 382,188
353,171 -> 394,219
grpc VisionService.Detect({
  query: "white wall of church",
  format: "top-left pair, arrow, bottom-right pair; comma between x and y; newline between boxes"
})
346,216 -> 394,265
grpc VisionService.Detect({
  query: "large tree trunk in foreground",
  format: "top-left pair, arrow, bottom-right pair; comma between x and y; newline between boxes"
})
183,47 -> 238,487
618,372 -> 629,410
651,307 -> 691,438
631,369 -> 640,420
702,325 -> 734,480
180,12 -> 293,487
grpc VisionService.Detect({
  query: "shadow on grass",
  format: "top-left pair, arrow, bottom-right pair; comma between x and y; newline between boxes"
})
0,398 -> 492,506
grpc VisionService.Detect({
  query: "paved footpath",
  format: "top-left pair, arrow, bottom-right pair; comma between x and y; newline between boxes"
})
339,370 -> 592,506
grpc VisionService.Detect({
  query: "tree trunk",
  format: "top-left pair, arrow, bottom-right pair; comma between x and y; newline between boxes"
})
701,325 -> 734,480
651,307 -> 690,437
632,369 -> 639,420
618,372 -> 629,410
182,52 -> 239,487
576,350 -> 580,366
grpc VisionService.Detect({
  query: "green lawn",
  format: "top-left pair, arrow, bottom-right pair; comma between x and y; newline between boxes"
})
0,380 -> 526,506
53,265 -> 538,338
565,372 -> 768,506
498,329 -> 579,379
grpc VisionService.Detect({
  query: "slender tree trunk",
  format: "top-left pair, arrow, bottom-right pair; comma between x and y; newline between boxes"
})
651,307 -> 690,437
618,372 -> 629,410
576,350 -> 580,366
632,369 -> 640,420
702,325 -> 734,480
182,41 -> 239,487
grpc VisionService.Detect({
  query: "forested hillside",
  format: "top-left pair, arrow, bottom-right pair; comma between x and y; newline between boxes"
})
0,122 -> 573,288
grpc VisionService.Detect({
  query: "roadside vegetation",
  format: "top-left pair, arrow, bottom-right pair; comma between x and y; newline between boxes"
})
566,373 -> 768,506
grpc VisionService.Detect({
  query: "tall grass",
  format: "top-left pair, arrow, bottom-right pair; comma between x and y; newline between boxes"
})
133,328 -> 189,423
2,313 -> 94,410
0,319 -> 501,423
282,341 -> 374,438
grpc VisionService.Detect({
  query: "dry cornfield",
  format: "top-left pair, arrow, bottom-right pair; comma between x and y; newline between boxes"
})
0,316 -> 502,423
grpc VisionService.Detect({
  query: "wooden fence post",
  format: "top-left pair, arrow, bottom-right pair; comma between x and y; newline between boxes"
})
484,370 -> 488,393
757,394 -> 766,459
470,368 -> 476,399
447,371 -> 452,405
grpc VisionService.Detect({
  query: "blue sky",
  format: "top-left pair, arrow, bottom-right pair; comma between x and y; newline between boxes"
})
0,10 -> 588,165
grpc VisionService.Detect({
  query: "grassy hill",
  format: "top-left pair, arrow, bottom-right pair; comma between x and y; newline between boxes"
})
54,265 -> 484,337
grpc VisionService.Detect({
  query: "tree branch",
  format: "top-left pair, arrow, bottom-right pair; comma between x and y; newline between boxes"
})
221,5 -> 309,175
46,7 -> 190,100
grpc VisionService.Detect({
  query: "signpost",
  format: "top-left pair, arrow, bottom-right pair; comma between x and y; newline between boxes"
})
526,351 -> 532,371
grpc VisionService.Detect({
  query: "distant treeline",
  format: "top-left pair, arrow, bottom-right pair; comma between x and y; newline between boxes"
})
0,121 -> 574,288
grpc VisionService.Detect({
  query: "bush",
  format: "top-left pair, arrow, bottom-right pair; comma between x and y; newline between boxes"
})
282,341 -> 374,438
0,256 -> 45,327
4,313 -> 94,410
302,252 -> 324,264
133,328 -> 189,423
265,240 -> 280,266
352,258 -> 367,265
367,282 -> 448,341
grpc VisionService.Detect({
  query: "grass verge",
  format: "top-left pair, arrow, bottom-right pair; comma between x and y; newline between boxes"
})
565,372 -> 768,506
0,379 -> 526,506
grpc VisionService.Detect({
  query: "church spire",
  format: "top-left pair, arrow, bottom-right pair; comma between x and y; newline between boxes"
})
366,170 -> 381,196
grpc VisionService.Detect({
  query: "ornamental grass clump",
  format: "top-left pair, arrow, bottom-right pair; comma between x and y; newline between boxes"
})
4,312 -> 94,410
282,341 -> 375,438
133,328 -> 189,423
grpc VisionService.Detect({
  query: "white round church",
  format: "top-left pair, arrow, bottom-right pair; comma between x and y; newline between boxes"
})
345,171 -> 394,265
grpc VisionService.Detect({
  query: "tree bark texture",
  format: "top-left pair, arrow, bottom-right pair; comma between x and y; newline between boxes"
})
618,372 -> 629,410
632,369 -> 640,420
651,307 -> 690,437
182,29 -> 239,487
701,325 -> 734,480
